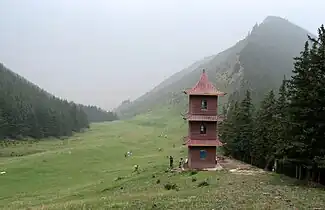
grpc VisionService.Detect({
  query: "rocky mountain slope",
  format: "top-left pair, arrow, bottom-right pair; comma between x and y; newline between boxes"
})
115,16 -> 314,119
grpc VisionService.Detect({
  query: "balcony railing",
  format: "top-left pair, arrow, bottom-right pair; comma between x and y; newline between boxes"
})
182,113 -> 225,122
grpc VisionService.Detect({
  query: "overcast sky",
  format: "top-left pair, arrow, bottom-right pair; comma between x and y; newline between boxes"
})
0,0 -> 324,110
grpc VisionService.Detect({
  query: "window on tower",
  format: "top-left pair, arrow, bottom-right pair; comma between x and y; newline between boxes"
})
200,150 -> 207,160
201,99 -> 207,110
200,123 -> 206,134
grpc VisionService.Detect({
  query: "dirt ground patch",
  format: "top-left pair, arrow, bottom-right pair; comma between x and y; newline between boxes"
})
217,155 -> 265,175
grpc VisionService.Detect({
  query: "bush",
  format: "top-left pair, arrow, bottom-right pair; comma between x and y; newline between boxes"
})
197,180 -> 209,187
164,183 -> 178,190
190,171 -> 198,176
114,176 -> 124,181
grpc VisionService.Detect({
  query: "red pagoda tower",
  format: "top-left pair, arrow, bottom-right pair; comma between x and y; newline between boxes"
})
183,69 -> 226,169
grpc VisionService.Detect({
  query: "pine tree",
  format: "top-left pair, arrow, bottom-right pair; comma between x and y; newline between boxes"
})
220,100 -> 236,156
252,90 -> 277,169
0,108 -> 7,139
235,90 -> 254,163
222,105 -> 227,117
80,105 -> 119,123
0,63 -> 91,139
286,25 -> 325,175
274,76 -> 290,158
220,91 -> 255,162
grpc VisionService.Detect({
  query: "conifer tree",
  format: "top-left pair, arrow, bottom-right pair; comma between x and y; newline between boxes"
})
286,25 -> 325,173
0,108 -> 6,139
0,64 -> 91,139
274,77 -> 290,158
235,90 -> 254,162
219,100 -> 239,156
80,105 -> 119,122
252,90 -> 277,169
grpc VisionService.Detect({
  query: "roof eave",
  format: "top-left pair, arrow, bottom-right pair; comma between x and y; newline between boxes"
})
187,143 -> 223,147
187,92 -> 226,96
186,139 -> 224,147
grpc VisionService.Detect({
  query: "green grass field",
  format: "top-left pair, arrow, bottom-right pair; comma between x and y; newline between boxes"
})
1,109 -> 325,210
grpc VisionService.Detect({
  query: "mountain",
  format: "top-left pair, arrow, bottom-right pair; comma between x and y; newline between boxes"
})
0,63 -> 114,139
115,16 -> 314,119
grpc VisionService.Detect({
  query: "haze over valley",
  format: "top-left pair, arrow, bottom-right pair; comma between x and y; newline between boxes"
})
1,0 -> 324,110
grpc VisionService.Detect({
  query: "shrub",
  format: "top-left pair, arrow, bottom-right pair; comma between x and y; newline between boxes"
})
197,180 -> 209,187
164,183 -> 178,190
114,176 -> 123,181
190,171 -> 198,176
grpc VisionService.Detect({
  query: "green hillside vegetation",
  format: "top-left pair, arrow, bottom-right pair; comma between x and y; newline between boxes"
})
1,109 -> 325,209
0,64 -> 117,140
0,63 -> 89,139
220,24 -> 325,183
80,105 -> 118,123
1,17 -> 325,210
238,16 -> 313,99
115,16 -> 313,119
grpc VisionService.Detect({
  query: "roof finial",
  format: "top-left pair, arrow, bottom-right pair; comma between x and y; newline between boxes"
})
202,69 -> 205,73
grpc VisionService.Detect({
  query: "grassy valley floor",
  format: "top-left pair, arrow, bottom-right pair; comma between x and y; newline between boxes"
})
0,110 -> 325,209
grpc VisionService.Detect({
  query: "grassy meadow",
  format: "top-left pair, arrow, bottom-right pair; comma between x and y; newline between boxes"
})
0,108 -> 325,210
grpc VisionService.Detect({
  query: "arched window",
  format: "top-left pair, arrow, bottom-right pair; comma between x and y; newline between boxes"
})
200,123 -> 206,134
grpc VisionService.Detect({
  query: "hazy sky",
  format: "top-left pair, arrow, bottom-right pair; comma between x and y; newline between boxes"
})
0,0 -> 324,110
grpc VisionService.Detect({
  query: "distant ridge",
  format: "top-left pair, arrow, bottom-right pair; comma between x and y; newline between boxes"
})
115,16 -> 314,119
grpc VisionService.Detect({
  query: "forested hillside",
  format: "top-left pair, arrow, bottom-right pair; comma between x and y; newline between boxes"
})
115,16 -> 313,118
237,16 -> 313,100
0,64 -> 89,139
80,105 -> 118,123
220,25 -> 325,184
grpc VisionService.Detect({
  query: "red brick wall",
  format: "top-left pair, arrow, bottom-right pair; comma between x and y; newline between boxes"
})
188,146 -> 216,169
189,95 -> 218,115
189,121 -> 217,139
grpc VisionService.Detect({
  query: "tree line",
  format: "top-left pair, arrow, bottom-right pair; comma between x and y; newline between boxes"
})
219,24 -> 325,184
81,105 -> 118,123
0,64 -> 118,140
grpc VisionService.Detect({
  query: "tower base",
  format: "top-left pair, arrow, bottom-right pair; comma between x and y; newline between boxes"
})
187,146 -> 216,169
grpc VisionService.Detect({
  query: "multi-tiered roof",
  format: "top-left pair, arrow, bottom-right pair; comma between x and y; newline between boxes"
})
183,69 -> 225,147
184,69 -> 226,96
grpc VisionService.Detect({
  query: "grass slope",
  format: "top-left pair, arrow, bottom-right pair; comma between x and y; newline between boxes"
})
0,109 -> 324,209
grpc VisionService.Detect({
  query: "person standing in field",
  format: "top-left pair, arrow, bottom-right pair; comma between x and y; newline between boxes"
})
169,156 -> 174,168
133,164 -> 139,174
179,158 -> 184,169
